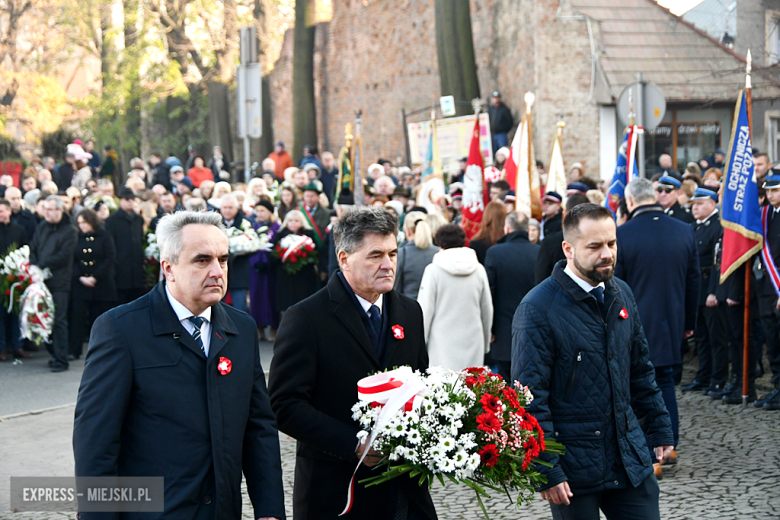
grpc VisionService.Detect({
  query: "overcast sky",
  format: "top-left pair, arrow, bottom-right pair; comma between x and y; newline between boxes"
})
657,0 -> 706,15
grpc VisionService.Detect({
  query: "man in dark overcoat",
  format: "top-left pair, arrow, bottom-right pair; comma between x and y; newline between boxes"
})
73,210 -> 285,520
484,210 -> 539,380
105,187 -> 146,304
269,207 -> 436,520
615,178 -> 699,473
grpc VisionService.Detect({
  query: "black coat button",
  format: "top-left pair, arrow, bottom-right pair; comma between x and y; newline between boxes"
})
203,496 -> 211,504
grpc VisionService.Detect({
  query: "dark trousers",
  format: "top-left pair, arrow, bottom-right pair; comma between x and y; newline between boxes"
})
69,298 -> 114,358
0,308 -> 22,353
724,302 -> 760,386
694,304 -> 729,386
756,280 -> 780,385
116,288 -> 145,306
550,475 -> 660,520
47,291 -> 69,367
645,365 -> 677,458
495,359 -> 511,382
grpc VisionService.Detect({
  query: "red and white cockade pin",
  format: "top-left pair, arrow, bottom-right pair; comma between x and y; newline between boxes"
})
619,307 -> 629,319
391,325 -> 404,340
217,356 -> 232,375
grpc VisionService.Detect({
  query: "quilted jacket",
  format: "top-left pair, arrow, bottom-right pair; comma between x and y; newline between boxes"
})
511,261 -> 673,494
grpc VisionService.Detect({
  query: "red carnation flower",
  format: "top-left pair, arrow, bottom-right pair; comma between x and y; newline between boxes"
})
478,444 -> 499,468
466,367 -> 485,375
480,393 -> 502,414
302,252 -> 307,258
465,376 -> 479,388
289,256 -> 298,263
476,412 -> 501,433
306,243 -> 315,251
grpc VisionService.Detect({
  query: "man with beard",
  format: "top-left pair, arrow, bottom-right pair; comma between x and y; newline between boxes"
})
513,203 -> 673,520
616,178 -> 699,478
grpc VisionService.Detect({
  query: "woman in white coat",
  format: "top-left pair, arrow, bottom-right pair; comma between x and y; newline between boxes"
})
417,224 -> 493,371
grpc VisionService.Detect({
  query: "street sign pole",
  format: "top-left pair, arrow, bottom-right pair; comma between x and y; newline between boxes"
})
637,73 -> 645,178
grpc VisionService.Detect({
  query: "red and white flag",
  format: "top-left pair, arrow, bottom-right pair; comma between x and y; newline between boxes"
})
461,117 -> 488,242
505,106 -> 541,219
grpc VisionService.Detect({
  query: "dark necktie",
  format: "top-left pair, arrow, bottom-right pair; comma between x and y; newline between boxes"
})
187,316 -> 207,354
368,305 -> 382,340
590,286 -> 604,304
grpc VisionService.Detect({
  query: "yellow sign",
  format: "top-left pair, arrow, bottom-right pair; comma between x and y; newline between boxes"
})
654,107 -> 660,117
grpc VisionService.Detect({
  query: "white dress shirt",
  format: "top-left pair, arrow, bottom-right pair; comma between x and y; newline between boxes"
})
355,293 -> 384,317
166,284 -> 212,355
564,264 -> 605,292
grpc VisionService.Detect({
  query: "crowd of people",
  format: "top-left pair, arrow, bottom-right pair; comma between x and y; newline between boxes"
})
3,136 -> 778,474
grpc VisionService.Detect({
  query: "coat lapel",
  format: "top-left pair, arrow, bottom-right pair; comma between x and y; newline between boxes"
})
381,290 -> 407,367
328,275 -> 380,368
207,301 -> 238,361
149,282 -> 206,360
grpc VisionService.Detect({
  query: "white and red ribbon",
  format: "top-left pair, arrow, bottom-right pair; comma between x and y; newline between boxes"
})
761,205 -> 780,297
340,366 -> 427,516
281,235 -> 310,263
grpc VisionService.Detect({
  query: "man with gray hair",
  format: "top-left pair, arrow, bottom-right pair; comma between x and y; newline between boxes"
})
30,195 -> 78,372
485,210 -> 540,380
74,211 -> 285,519
220,194 -> 251,313
269,207 -> 436,520
616,177 -> 700,477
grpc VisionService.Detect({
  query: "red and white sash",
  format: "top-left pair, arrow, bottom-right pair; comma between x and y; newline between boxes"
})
761,205 -> 780,296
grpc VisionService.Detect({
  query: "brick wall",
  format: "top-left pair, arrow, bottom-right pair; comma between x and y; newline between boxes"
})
268,0 -> 602,176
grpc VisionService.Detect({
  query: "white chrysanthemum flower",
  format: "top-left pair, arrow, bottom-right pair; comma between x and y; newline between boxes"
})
407,429 -> 422,444
356,430 -> 369,443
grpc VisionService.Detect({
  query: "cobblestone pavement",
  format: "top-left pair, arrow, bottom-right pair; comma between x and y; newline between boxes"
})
1,387 -> 778,519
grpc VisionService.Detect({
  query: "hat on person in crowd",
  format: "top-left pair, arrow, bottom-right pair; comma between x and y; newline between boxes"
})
690,186 -> 719,201
378,158 -> 391,166
460,157 -> 468,164
657,175 -> 682,189
337,192 -> 355,205
762,174 -> 780,190
117,187 -> 138,200
451,190 -> 463,200
277,141 -> 285,148
23,189 -> 40,207
543,191 -> 563,204
715,148 -> 726,156
504,190 -> 517,203
367,163 -> 384,176
303,163 -> 321,175
283,167 -> 300,182
492,91 -> 501,98
73,139 -> 83,146
170,165 -> 184,174
569,162 -> 584,172
495,147 -> 510,161
384,200 -> 404,217
178,176 -> 194,190
408,206 -> 428,214
255,199 -> 275,214
392,185 -> 409,197
130,157 -> 145,170
566,182 -> 589,195
303,181 -> 322,194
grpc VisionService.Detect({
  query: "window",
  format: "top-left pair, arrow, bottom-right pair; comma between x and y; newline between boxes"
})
767,112 -> 780,164
766,11 -> 780,65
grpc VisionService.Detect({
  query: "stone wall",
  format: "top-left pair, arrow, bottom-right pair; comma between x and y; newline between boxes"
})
268,0 -> 602,176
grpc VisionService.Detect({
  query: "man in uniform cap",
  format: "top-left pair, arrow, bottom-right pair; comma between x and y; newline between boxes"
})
752,174 -> 780,409
541,191 -> 563,240
502,190 -> 516,215
566,182 -> 589,196
681,186 -> 729,397
655,175 -> 694,225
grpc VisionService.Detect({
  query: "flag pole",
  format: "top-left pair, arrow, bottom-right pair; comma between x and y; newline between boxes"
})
742,50 -> 753,408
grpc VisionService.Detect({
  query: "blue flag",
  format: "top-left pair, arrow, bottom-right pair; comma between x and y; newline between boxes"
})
608,130 -> 637,201
720,89 -> 763,282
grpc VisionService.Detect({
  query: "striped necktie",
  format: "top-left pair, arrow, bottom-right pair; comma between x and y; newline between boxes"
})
187,316 -> 207,353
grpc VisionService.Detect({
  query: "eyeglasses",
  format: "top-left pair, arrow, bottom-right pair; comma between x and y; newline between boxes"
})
656,187 -> 674,194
